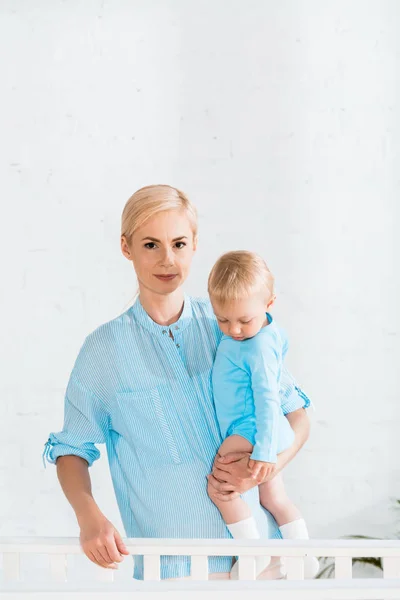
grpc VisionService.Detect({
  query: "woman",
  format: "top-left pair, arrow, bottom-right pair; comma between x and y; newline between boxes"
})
43,184 -> 311,580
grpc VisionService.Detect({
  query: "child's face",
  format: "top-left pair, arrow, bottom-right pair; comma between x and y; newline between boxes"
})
211,293 -> 273,341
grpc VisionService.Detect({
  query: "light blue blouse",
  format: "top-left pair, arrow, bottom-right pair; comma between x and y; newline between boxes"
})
212,314 -> 311,463
43,296 -> 307,580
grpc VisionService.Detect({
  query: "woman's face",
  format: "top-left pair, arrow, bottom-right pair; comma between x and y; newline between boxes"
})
121,209 -> 197,296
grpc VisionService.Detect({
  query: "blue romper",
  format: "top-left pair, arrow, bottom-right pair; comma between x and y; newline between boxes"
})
212,314 -> 311,463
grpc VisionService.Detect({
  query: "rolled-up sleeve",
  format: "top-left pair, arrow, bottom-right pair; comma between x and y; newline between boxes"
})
43,373 -> 109,468
281,387 -> 311,414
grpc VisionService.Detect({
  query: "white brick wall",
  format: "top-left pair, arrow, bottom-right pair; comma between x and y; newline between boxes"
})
1,0 -> 399,542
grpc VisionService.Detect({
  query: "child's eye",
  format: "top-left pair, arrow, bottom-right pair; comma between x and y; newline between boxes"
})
240,319 -> 252,324
217,318 -> 228,324
144,242 -> 157,249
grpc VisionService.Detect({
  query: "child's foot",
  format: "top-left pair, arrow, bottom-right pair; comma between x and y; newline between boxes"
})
279,556 -> 320,579
258,557 -> 286,580
304,556 -> 320,578
230,556 -> 271,579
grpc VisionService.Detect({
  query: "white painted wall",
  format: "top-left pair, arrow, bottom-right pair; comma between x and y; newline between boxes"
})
1,0 -> 399,545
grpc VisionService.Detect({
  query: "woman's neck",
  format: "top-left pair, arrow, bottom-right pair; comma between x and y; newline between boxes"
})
139,286 -> 185,326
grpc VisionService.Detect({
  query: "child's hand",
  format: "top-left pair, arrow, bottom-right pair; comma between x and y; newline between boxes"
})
248,459 -> 276,481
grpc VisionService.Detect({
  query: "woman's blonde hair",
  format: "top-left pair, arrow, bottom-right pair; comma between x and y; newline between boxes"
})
121,184 -> 198,244
208,250 -> 275,304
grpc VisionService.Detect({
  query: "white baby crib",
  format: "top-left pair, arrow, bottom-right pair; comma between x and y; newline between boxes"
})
1,537 -> 400,599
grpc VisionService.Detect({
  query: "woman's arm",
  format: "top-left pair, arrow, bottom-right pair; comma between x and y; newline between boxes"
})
56,455 -> 102,525
207,408 -> 310,500
271,407 -> 310,476
56,455 -> 129,568
45,363 -> 129,569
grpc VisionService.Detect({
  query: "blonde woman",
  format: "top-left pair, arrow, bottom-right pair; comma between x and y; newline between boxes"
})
43,185 -> 311,580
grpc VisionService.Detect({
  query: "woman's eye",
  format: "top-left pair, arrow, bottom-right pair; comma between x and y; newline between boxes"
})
175,242 -> 186,249
144,242 -> 157,249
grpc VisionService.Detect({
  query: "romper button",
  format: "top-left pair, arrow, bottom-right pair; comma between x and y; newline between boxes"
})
162,330 -> 167,334
175,326 -> 179,330
176,344 -> 180,348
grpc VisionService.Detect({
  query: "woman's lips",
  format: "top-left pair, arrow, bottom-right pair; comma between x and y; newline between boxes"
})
154,274 -> 178,281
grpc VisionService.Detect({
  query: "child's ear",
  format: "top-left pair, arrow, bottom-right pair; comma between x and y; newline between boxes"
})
266,294 -> 276,310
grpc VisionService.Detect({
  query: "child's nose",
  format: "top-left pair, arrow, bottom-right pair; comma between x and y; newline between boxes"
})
229,323 -> 241,335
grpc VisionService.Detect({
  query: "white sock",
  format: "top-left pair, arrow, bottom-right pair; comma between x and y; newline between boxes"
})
279,518 -> 310,539
227,517 -> 271,578
227,516 -> 260,539
279,519 -> 319,579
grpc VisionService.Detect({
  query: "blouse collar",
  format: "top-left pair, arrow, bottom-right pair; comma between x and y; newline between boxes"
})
130,294 -> 193,336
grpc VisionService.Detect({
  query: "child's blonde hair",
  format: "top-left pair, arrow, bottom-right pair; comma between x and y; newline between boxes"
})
121,184 -> 198,244
208,251 -> 275,304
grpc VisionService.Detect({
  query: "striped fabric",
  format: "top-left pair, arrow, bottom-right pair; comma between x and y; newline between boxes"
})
43,296 -> 308,580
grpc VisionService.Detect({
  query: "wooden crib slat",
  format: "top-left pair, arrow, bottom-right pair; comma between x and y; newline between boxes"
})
335,556 -> 352,579
285,556 -> 305,580
143,554 -> 160,581
49,554 -> 67,582
238,555 -> 256,580
191,555 -> 209,580
3,552 -> 20,581
1,537 -> 400,591
383,556 -> 400,579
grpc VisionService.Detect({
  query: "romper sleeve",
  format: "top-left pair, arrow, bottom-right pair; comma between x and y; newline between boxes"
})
43,336 -> 110,468
243,336 -> 281,463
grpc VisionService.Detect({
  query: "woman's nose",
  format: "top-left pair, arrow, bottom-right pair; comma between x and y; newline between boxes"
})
160,248 -> 174,267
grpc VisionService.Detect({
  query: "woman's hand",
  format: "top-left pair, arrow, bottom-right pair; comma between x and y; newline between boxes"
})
208,409 -> 310,500
208,452 -> 278,498
79,512 -> 130,570
207,451 -> 260,500
248,458 -> 276,481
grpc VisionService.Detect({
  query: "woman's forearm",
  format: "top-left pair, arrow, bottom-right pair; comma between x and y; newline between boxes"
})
273,408 -> 310,475
56,455 -> 103,525
56,455 -> 129,569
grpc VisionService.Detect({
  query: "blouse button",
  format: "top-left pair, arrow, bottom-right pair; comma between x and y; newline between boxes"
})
162,330 -> 167,334
176,344 -> 180,348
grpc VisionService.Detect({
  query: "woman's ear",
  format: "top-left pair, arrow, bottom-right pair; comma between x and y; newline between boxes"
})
193,234 -> 198,252
121,236 -> 132,260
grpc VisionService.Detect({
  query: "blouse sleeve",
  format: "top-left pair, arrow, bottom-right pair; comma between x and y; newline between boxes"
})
43,337 -> 110,468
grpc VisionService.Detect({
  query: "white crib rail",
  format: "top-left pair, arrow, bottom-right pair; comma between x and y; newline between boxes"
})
1,537 -> 400,599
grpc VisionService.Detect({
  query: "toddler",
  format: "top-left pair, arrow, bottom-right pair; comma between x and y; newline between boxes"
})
207,251 -> 319,578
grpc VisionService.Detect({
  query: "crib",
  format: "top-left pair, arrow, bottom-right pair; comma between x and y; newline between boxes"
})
1,537 -> 400,599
